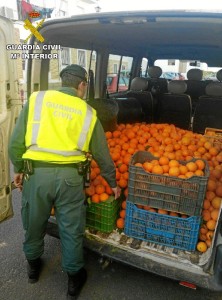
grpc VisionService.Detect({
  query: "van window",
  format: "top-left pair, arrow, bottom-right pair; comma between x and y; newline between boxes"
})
107,54 -> 132,93
48,47 -> 97,91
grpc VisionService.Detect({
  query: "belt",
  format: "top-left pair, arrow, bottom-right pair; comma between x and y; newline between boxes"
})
32,161 -> 79,168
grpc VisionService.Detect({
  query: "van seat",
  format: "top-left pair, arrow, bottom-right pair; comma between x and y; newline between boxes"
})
147,66 -> 168,95
192,80 -> 222,134
114,77 -> 154,123
185,68 -> 209,112
115,97 -> 144,124
155,80 -> 192,130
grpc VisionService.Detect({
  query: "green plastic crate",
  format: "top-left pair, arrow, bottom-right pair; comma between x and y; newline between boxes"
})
86,196 -> 121,232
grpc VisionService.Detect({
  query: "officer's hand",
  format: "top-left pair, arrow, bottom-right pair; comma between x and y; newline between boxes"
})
112,186 -> 121,199
14,173 -> 24,191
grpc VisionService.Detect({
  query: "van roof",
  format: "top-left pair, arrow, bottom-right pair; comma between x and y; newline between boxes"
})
38,10 -> 222,66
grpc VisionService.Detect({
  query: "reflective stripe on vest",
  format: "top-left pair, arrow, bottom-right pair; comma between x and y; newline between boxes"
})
28,91 -> 94,156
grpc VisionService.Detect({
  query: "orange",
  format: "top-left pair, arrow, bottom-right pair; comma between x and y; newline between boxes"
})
200,224 -> 208,234
181,214 -> 188,218
149,208 -> 157,213
169,211 -> 179,217
118,178 -> 128,189
122,200 -> 127,209
195,170 -> 204,176
157,209 -> 168,215
169,167 -> 180,177
202,209 -> 211,221
143,205 -> 151,210
152,165 -> 164,175
91,159 -> 98,168
134,163 -> 143,167
186,161 -> 197,172
94,167 -> 101,175
99,192 -> 109,202
195,159 -> 205,170
159,156 -> 169,166
206,191 -> 216,201
209,147 -> 219,156
205,239 -> 212,248
105,131 -> 112,139
122,172 -> 129,180
179,165 -> 188,175
181,136 -> 191,146
203,199 -> 211,210
211,196 -> 222,209
206,219 -> 216,230
95,184 -> 105,195
111,152 -> 120,162
118,164 -> 128,173
116,218 -> 125,229
119,209 -> 126,219
206,231 -> 214,240
112,130 -> 121,138
199,233 -> 207,241
162,164 -> 170,173
85,185 -> 95,196
204,141 -> 212,150
207,179 -> 217,192
215,185 -> 222,197
143,162 -> 153,172
211,169 -> 222,180
106,185 -> 113,195
90,170 -> 97,180
168,159 -> 179,168
124,188 -> 128,198
196,241 -> 207,253
91,193 -> 100,203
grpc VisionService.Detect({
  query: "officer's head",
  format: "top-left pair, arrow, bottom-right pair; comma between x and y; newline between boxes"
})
60,64 -> 88,98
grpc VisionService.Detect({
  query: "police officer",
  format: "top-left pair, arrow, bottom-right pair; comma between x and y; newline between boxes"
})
9,64 -> 120,299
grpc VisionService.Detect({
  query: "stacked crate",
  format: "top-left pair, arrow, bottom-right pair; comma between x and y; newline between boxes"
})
86,196 -> 122,233
124,151 -> 210,251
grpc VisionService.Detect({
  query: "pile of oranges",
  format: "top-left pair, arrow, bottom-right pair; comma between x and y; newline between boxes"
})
85,122 -> 222,253
135,157 -> 205,178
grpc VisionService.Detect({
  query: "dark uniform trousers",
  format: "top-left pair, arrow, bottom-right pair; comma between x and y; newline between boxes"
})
21,165 -> 86,273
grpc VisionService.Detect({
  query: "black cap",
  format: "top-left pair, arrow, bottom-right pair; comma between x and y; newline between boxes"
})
60,64 -> 88,82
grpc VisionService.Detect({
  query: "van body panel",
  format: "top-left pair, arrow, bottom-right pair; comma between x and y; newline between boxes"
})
0,16 -> 22,223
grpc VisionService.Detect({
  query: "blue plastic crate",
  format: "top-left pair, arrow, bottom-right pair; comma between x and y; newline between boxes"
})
124,202 -> 201,251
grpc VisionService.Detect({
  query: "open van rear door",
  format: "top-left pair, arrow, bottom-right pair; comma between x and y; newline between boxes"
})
0,16 -> 22,223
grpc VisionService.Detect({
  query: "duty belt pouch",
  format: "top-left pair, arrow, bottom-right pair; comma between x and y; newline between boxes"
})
23,160 -> 34,175
77,160 -> 91,187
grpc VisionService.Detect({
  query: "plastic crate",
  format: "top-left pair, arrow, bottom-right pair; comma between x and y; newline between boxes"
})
86,196 -> 121,233
124,202 -> 201,251
204,127 -> 222,149
128,151 -> 209,216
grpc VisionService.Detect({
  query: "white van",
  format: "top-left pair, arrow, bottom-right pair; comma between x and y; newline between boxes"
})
1,10 -> 222,291
0,16 -> 23,223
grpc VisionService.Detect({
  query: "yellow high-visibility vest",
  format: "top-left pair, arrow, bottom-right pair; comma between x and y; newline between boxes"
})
22,90 -> 97,163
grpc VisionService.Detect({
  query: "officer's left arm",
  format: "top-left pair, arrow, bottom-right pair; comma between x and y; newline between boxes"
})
8,102 -> 29,173
89,120 -> 117,188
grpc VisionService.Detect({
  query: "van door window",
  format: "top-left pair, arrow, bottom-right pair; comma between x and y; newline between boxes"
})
48,47 -> 97,91
107,54 -> 133,93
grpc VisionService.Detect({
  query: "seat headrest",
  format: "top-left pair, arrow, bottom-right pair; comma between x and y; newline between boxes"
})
216,69 -> 222,82
147,66 -> 162,79
187,68 -> 203,81
205,82 -> 222,97
168,80 -> 187,94
130,77 -> 148,91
